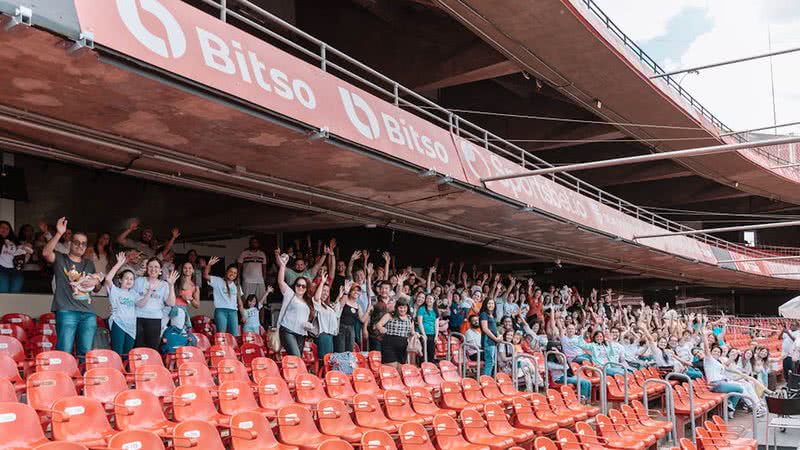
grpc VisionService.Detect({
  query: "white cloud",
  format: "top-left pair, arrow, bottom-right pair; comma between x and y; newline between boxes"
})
595,0 -> 800,135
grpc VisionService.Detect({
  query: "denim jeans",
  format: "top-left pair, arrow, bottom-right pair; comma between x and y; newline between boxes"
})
317,333 -> 334,358
110,322 -> 135,358
573,354 -> 592,364
557,375 -> 592,400
686,367 -> 704,379
56,310 -> 97,358
280,326 -> 305,357
214,308 -> 240,336
604,366 -> 626,376
335,325 -> 355,353
483,345 -> 496,376
0,267 -> 23,293
711,381 -> 743,409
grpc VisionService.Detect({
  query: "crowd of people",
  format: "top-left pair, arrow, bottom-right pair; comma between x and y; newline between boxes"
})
2,216 -> 792,419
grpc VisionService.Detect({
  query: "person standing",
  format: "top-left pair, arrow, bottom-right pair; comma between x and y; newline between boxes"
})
103,252 -> 145,357
416,293 -> 439,363
133,257 -> 178,349
781,323 -> 800,381
275,249 -> 315,356
0,220 -> 31,293
479,298 -> 501,376
42,217 -> 103,358
204,256 -> 243,336
238,237 -> 267,299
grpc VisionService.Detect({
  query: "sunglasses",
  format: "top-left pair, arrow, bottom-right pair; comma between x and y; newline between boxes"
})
296,284 -> 307,289
72,240 -> 88,248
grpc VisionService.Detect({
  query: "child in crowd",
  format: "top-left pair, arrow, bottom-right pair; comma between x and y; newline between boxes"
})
241,287 -> 272,333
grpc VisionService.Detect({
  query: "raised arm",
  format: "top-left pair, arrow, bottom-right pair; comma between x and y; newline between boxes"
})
203,256 -> 219,282
426,265 -> 436,292
160,227 -> 180,259
382,251 -> 391,281
308,253 -> 326,278
347,250 -> 361,279
274,249 -> 290,294
117,218 -> 139,246
165,270 -> 178,307
42,217 -> 67,264
104,252 -> 128,287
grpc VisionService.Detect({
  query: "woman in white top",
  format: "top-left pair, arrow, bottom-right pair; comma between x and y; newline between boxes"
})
133,257 -> 178,350
313,273 -> 339,359
0,220 -> 32,293
104,252 -> 147,357
275,248 -> 315,357
702,330 -> 766,417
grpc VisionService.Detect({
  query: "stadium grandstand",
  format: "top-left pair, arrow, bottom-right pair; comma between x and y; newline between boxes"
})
0,0 -> 799,449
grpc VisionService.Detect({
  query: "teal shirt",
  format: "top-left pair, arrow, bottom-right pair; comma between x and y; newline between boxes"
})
418,306 -> 437,335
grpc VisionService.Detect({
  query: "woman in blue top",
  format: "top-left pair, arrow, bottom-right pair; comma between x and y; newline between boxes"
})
576,330 -> 625,375
479,298 -> 501,376
204,256 -> 243,336
417,293 -> 439,363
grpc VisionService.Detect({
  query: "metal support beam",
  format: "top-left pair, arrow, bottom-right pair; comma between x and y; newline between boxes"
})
772,161 -> 800,170
650,46 -> 800,79
718,255 -> 800,264
720,120 -> 800,137
480,135 -> 800,183
634,220 -> 800,240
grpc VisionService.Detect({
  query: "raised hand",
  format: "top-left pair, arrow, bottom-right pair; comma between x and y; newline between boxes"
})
382,251 -> 390,262
329,238 -> 337,251
56,217 -> 68,235
274,249 -> 286,267
127,218 -> 140,231
171,227 -> 181,239
363,249 -> 370,261
320,273 -> 329,285
323,245 -> 331,255
350,250 -> 362,261
267,285 -> 275,295
167,270 -> 180,284
208,256 -> 220,267
116,251 -> 127,265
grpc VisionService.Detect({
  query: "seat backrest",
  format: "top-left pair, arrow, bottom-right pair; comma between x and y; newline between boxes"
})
134,364 -> 175,398
175,346 -> 206,367
0,336 -> 25,362
383,389 -> 417,420
495,372 -> 517,394
438,360 -> 461,382
561,384 -> 580,405
83,367 -> 128,405
177,361 -> 216,390
128,347 -> 165,372
367,351 -> 382,372
281,355 -> 308,383
209,345 -> 237,367
257,376 -> 294,410
400,364 -> 424,386
547,388 -> 569,409
0,378 -> 15,402
230,411 -> 280,450
27,370 -> 78,411
595,415 -> 619,437
241,332 -> 264,346
440,381 -> 466,406
318,398 -> 358,435
433,414 -> 468,449
353,393 -> 390,424
214,332 -> 238,349
295,373 -> 328,404
460,407 -> 490,437
420,362 -> 444,385
108,430 -> 166,450
173,385 -> 219,422
85,349 -> 125,372
399,421 -> 436,450
529,393 -> 552,412
484,402 -> 512,434
362,430 -> 397,450
218,358 -> 252,385
239,343 -> 266,365
0,353 -> 23,384
173,419 -> 225,450
379,365 -> 406,390
30,442 -> 89,450
319,439 -> 354,450
114,389 -> 170,431
460,378 -> 486,402
219,380 -> 260,416
35,350 -> 80,377
679,438 -> 697,450
194,333 -> 211,352
277,404 -> 323,443
251,357 -> 281,383
408,386 -> 437,412
534,436 -> 559,450
353,368 -> 382,395
0,323 -> 26,344
479,375 -> 502,395
557,428 -> 580,446
325,370 -> 356,399
0,402 -> 48,447
51,396 -> 114,442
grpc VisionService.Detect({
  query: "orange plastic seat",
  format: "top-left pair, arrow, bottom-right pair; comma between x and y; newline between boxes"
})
114,389 -> 177,437
318,399 -> 372,443
134,364 -> 175,401
173,420 -> 225,450
679,438 -> 696,450
398,422 -> 436,450
367,351 -> 382,375
420,362 -> 445,387
83,367 -> 129,410
560,384 -> 599,417
241,332 -> 264,346
0,353 -> 25,393
0,336 -> 26,365
438,360 -> 462,383
496,372 -> 534,399
257,376 -> 307,416
34,443 -> 89,450
557,428 -> 606,450
383,389 -> 433,425
409,386 -> 456,417
547,388 -> 588,421
218,358 -> 255,386
534,436 -> 561,450
440,381 -> 482,411
240,343 -> 267,366
400,364 -> 433,390
352,368 -> 385,397
252,357 -> 281,383
281,355 -> 308,388
625,402 -> 673,435
696,428 -> 753,450
35,351 -> 81,379
352,393 -> 404,433
705,418 -> 757,449
230,411 -> 299,450
51,396 -> 116,448
325,370 -> 357,402
610,408 -> 665,440
596,414 -> 654,448
219,380 -> 273,417
378,365 -> 409,393
108,430 -> 165,450
432,414 -> 490,450
214,332 -> 239,350
462,378 -> 503,407
529,393 -> 574,428
84,349 -> 126,373
173,385 -> 231,427
511,396 -> 560,435
0,402 -> 51,448
318,440 -> 354,450
127,347 -> 165,372
27,371 -> 78,422
478,375 -> 515,403
0,378 -> 16,402
177,361 -> 217,392
209,345 -> 238,368
361,430 -> 397,450
277,405 -> 338,450
460,408 -> 516,450
174,346 -> 207,367
295,373 -> 330,406
483,402 -> 535,445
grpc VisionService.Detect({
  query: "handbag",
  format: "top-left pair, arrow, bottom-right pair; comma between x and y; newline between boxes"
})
268,327 -> 282,353
407,334 -> 423,356
307,313 -> 320,338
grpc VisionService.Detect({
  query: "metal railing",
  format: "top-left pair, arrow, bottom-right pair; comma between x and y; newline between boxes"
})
177,0 -> 800,268
642,378 -> 677,444
721,392 -> 757,441
460,342 -> 481,380
581,364 -> 607,414
576,0 -> 794,169
603,362 -> 629,405
666,372 -> 696,444
512,353 -> 542,394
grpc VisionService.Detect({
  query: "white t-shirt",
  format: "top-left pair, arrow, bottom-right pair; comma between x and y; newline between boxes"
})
133,277 -> 171,319
703,356 -> 727,384
210,275 -> 239,310
237,249 -> 267,285
783,330 -> 800,358
465,328 -> 482,356
243,306 -> 260,331
108,284 -> 138,339
278,289 -> 310,336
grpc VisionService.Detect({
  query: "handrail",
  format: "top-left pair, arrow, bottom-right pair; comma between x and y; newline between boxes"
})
172,0 -> 800,268
497,341 -> 515,379
602,362 -> 629,405
721,392 -> 757,441
544,350 -> 580,394
642,378 -> 676,444
511,353 -> 541,394
461,342 -> 481,380
448,332 -> 465,364
666,372 -> 696,444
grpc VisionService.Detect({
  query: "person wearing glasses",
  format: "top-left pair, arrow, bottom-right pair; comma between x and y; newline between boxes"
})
42,217 -> 103,359
275,248 -> 315,356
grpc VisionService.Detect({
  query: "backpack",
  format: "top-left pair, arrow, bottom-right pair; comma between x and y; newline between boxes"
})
328,352 -> 358,375
161,326 -> 197,354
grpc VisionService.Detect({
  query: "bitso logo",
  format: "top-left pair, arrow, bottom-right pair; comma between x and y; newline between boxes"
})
116,0 -> 187,59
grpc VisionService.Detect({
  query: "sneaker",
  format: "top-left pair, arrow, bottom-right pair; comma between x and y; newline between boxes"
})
755,406 -> 767,418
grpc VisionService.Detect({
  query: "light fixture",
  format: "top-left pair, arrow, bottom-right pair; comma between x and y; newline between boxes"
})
535,79 -> 543,90
419,168 -> 437,177
521,205 -> 534,212
308,127 -> 329,141
594,99 -> 602,109
436,175 -> 453,185
522,71 -> 531,80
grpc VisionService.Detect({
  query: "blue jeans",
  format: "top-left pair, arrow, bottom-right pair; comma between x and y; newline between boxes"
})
317,333 -> 334,358
573,354 -> 592,364
110,323 -> 135,359
686,367 -> 704,379
214,308 -> 240,336
0,267 -> 23,293
280,326 -> 305,356
56,310 -> 97,359
605,366 -> 625,376
711,381 -> 743,409
557,375 -> 592,400
483,345 -> 496,376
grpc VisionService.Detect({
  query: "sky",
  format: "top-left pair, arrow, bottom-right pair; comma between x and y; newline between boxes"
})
592,0 -> 800,136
